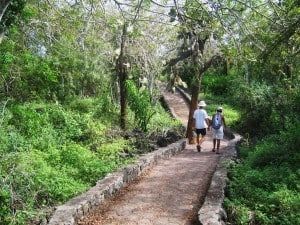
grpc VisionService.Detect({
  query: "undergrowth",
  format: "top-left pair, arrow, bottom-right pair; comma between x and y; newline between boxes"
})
0,96 -> 182,224
201,73 -> 300,224
224,122 -> 300,225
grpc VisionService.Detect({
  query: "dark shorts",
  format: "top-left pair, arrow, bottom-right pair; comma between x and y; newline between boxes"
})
196,128 -> 206,136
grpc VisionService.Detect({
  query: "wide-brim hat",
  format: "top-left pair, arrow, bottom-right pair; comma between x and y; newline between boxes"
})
198,100 -> 206,107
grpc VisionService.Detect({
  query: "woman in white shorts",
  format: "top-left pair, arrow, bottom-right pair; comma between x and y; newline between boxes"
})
211,106 -> 226,154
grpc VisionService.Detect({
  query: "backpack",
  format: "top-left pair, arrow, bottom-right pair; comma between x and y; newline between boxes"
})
212,113 -> 222,129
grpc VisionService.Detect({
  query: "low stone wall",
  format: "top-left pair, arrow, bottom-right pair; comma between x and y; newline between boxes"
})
47,139 -> 187,225
172,85 -> 243,225
175,86 -> 192,103
198,130 -> 242,225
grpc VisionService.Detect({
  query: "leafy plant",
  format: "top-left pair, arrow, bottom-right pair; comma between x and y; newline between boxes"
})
201,73 -> 233,96
225,122 -> 300,225
126,80 -> 156,132
0,185 -> 11,224
147,104 -> 182,132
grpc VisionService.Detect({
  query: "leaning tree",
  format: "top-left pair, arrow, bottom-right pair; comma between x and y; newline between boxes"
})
164,0 -> 224,143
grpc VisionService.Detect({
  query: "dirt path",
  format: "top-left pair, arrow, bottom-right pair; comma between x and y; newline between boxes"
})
77,86 -> 229,225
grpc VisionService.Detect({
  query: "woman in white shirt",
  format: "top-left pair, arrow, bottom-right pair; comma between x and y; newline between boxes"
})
211,106 -> 226,154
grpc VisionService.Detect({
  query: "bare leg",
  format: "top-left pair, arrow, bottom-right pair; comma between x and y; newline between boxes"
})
216,139 -> 221,154
199,135 -> 205,145
196,134 -> 202,152
212,139 -> 216,151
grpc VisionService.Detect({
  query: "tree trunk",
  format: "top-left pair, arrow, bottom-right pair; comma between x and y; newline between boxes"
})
223,59 -> 228,76
118,23 -> 128,130
0,0 -> 11,23
186,81 -> 200,144
186,55 -> 221,143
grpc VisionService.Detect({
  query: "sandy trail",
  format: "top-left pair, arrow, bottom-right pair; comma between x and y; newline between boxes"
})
78,86 -> 229,225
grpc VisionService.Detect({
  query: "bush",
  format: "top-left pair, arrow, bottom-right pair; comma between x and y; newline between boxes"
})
0,94 -> 184,224
126,80 -> 156,132
147,104 -> 182,132
227,77 -> 300,139
0,186 -> 11,224
201,73 -> 233,96
225,122 -> 300,225
0,99 -> 128,223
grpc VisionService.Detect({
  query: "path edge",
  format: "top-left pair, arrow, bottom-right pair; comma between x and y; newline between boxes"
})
174,85 -> 243,225
198,130 -> 242,225
47,139 -> 187,225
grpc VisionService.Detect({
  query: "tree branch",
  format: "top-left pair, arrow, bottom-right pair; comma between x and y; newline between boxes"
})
162,50 -> 193,74
199,55 -> 222,75
259,16 -> 300,60
0,99 -> 9,129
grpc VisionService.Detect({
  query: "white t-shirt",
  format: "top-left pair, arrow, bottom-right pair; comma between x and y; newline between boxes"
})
193,108 -> 209,129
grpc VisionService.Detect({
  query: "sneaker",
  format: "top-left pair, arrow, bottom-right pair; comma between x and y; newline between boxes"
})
212,149 -> 215,152
197,145 -> 201,152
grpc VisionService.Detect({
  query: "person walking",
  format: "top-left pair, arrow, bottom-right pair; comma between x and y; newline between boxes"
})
211,106 -> 226,154
193,100 -> 210,152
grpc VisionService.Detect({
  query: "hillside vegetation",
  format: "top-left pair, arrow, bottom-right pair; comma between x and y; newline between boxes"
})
0,96 -> 183,224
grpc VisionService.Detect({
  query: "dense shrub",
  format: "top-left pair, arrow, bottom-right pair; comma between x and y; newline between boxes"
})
201,73 -> 233,96
226,78 -> 300,139
225,122 -> 300,225
126,80 -> 156,132
0,96 -> 183,224
147,103 -> 182,132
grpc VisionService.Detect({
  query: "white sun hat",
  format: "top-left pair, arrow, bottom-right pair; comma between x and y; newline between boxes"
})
198,100 -> 207,107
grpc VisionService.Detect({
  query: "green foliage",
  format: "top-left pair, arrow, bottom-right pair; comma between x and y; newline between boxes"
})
225,122 -> 300,225
0,186 -> 11,224
0,20 -> 112,103
199,91 -> 241,129
246,124 -> 300,171
0,150 -> 88,224
147,104 -> 182,132
0,0 -> 27,32
201,73 -> 233,96
67,97 -> 97,114
0,35 -> 60,101
176,61 -> 197,88
6,103 -> 89,149
126,80 -> 156,132
93,92 -> 119,123
226,77 -> 300,138
232,81 -> 276,137
20,53 -> 59,101
0,98 -> 140,223
0,95 -> 181,224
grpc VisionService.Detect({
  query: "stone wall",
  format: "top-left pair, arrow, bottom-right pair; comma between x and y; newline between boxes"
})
168,85 -> 243,225
47,139 -> 187,225
198,131 -> 241,225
